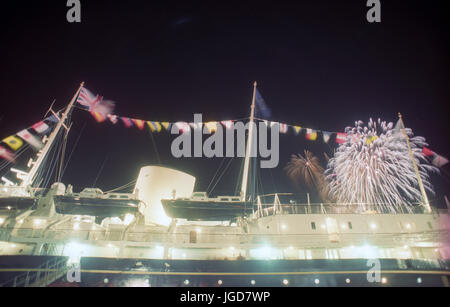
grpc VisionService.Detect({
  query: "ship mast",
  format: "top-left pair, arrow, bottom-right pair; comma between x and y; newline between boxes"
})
20,82 -> 84,188
240,81 -> 257,201
398,112 -> 431,213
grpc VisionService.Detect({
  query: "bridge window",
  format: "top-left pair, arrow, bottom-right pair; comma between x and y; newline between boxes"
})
348,222 -> 353,229
311,222 -> 316,230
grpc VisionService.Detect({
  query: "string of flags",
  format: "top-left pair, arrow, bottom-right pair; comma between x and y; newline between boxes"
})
78,86 -> 352,145
0,115 -> 58,163
74,86 -> 448,168
88,111 -> 358,146
0,86 -> 448,169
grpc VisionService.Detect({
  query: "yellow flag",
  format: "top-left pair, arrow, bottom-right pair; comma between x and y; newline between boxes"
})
161,122 -> 171,131
147,121 -> 162,132
366,136 -> 378,145
293,126 -> 302,135
3,135 -> 23,151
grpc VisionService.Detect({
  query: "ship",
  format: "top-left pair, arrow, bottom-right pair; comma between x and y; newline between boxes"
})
0,82 -> 449,287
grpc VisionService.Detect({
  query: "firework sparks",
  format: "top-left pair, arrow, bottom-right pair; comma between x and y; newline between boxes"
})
285,150 -> 329,201
325,118 -> 437,212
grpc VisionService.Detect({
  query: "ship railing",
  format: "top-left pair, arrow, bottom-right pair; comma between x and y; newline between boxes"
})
252,194 -> 430,218
0,257 -> 69,287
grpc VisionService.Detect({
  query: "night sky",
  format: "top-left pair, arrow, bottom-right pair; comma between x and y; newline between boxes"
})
0,1 -> 449,205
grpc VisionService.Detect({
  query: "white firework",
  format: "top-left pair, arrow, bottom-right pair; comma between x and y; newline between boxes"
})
325,118 -> 438,212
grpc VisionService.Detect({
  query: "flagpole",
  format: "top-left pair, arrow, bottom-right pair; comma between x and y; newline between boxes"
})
240,81 -> 257,201
20,82 -> 85,188
398,112 -> 431,213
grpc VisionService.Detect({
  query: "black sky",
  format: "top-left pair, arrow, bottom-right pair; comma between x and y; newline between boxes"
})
0,1 -> 449,204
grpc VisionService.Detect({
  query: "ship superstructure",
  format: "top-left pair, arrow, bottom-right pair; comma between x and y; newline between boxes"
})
0,83 -> 449,287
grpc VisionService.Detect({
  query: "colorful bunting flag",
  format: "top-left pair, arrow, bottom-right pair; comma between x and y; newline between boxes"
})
107,114 -> 118,124
323,131 -> 332,143
293,126 -> 302,135
77,87 -> 99,108
422,147 -> 449,168
305,129 -> 317,141
366,135 -> 378,145
32,121 -> 50,134
91,112 -> 106,123
131,119 -> 145,130
121,117 -> 134,128
336,133 -> 347,144
279,123 -> 288,134
2,135 -> 23,151
47,114 -> 59,123
0,146 -> 15,163
77,87 -> 115,117
422,147 -> 434,157
147,121 -> 162,132
17,129 -> 43,150
161,122 -> 171,131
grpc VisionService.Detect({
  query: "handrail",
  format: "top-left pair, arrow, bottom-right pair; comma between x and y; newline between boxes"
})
0,257 -> 68,287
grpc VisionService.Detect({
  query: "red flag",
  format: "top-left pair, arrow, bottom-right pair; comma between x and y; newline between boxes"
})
422,147 -> 434,157
131,119 -> 145,130
336,133 -> 347,144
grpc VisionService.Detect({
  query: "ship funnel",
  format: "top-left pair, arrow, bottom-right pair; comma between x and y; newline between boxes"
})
134,166 -> 196,226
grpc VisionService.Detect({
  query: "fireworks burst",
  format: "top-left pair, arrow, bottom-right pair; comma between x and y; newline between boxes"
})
325,118 -> 437,212
285,150 -> 329,201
